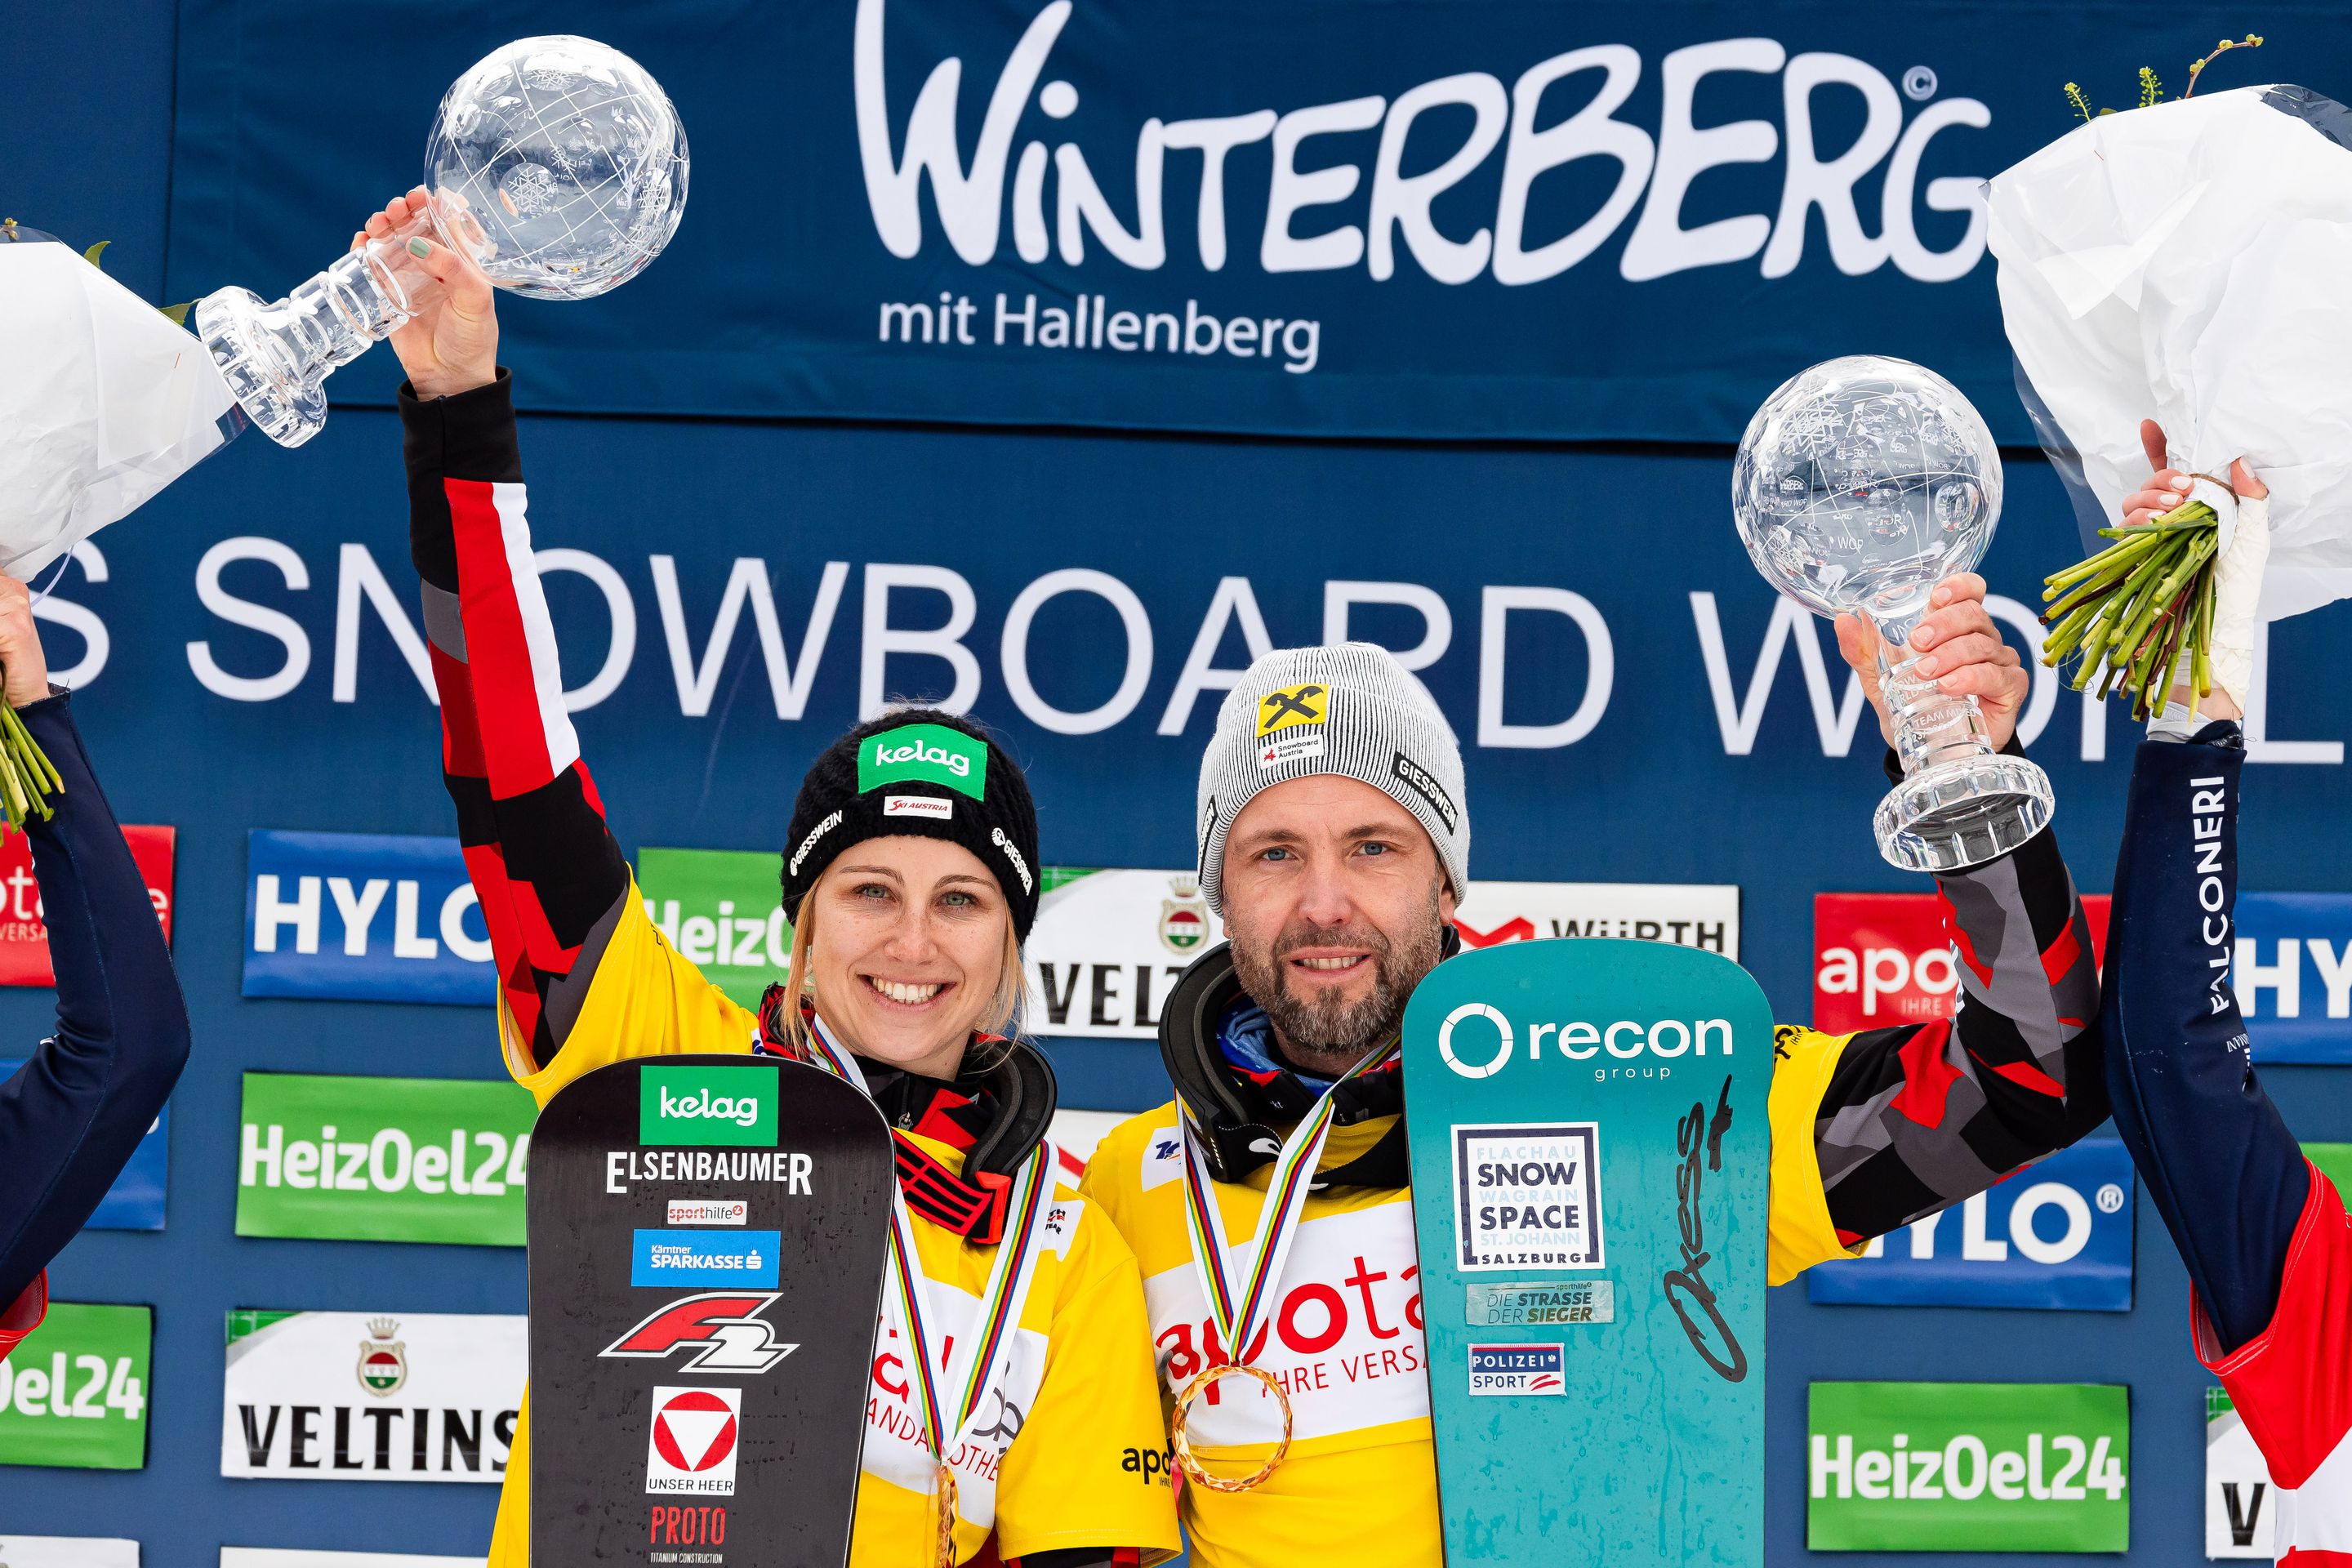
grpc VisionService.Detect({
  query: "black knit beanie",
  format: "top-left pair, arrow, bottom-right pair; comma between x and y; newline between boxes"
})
778,710 -> 1040,939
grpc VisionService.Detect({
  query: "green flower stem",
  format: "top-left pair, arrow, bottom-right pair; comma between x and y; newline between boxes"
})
0,679 -> 61,836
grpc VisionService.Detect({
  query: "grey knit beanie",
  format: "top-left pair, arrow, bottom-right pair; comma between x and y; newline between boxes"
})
1196,643 -> 1469,915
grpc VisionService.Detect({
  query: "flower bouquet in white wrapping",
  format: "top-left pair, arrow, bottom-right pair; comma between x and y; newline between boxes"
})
0,223 -> 246,825
1989,70 -> 2352,715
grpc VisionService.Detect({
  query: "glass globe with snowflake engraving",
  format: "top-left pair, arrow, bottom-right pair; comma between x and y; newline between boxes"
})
1731,355 -> 2053,873
196,35 -> 688,448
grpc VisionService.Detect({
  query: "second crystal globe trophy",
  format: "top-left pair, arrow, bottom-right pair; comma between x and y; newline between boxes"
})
197,34 -> 690,448
1731,355 -> 2054,871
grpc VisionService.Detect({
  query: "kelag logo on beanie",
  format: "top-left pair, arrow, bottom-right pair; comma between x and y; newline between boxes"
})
858,723 -> 988,800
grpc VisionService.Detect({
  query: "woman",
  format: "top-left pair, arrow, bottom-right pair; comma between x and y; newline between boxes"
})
0,569 -> 191,1363
366,190 -> 1178,1568
2102,430 -> 2349,1565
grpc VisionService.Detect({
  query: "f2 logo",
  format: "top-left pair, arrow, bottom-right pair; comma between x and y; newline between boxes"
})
603,1291 -> 799,1373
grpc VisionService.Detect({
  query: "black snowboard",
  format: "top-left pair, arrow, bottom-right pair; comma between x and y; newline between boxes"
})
528,1053 -> 893,1565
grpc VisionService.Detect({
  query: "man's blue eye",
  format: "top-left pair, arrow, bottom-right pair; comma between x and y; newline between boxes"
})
1360,842 -> 1388,856
1262,846 -> 1293,862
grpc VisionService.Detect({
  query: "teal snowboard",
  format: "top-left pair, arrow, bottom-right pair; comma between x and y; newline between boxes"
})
1402,939 -> 1775,1566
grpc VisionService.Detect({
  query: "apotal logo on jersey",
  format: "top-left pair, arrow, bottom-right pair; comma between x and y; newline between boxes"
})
1438,1000 -> 1734,1080
641,1066 -> 779,1148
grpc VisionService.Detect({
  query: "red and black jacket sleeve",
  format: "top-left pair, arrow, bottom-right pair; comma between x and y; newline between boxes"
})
401,371 -> 631,1071
1812,742 -> 2109,1245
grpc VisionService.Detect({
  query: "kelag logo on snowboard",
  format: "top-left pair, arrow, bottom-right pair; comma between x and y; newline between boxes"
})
646,1385 -> 742,1495
640,1064 -> 778,1147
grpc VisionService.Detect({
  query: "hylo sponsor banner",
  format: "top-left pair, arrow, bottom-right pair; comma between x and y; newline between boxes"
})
0,1302 -> 151,1472
0,824 -> 174,987
637,846 -> 794,1008
243,831 -> 493,1004
1026,870 -> 1736,1039
2230,894 -> 2352,1064
2206,1387 -> 2276,1560
0,1058 -> 166,1231
220,1309 -> 524,1483
236,1072 -> 536,1247
1808,1382 -> 2128,1552
1806,1138 -> 2135,1312
1815,893 -> 2110,1034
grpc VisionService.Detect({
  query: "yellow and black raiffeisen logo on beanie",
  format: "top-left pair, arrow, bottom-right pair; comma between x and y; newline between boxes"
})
1255,682 -> 1329,768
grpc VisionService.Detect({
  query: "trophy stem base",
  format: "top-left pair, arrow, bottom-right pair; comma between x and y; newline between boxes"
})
1873,751 -> 2055,873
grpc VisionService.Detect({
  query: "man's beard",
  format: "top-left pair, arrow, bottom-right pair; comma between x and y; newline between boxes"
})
1229,888 -> 1447,1077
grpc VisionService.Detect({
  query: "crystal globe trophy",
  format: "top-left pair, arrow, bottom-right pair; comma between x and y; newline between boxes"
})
1732,355 -> 2054,871
196,35 -> 688,448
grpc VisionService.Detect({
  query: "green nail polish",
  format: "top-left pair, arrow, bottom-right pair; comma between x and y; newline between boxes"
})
408,237 -> 431,257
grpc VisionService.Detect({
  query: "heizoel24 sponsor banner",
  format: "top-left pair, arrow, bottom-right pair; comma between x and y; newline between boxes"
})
1805,1138 -> 2135,1312
220,1309 -> 525,1483
0,824 -> 176,987
236,1073 -> 536,1246
0,1303 -> 152,1472
0,1059 -> 167,1231
242,831 -> 494,1004
1027,868 -> 1736,1037
637,846 -> 795,1007
1807,1382 -> 2129,1552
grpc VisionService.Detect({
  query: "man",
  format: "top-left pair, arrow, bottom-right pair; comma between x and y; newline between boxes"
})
2103,440 -> 2347,1565
1081,589 -> 2106,1566
0,571 -> 190,1363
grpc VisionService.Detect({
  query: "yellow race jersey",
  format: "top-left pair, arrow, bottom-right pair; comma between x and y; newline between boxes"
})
488,880 -> 1180,1567
1077,1024 -> 1860,1568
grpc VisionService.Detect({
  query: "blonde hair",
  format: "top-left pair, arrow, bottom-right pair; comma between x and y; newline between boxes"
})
773,881 -> 1026,1075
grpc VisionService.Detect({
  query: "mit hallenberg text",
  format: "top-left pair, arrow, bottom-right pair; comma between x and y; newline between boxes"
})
881,292 -> 1321,373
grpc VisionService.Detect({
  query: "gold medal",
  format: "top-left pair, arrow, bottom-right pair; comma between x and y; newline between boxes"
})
929,1459 -> 960,1567
1170,1361 -> 1294,1493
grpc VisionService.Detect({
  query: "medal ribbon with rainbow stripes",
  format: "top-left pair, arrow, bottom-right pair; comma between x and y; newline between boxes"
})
1172,1036 -> 1401,1492
800,1016 -> 1058,1567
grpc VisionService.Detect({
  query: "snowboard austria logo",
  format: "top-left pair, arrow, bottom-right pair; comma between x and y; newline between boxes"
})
356,1318 -> 407,1397
641,1065 -> 780,1148
1160,875 -> 1209,953
1256,682 -> 1328,768
858,722 -> 988,800
646,1385 -> 742,1496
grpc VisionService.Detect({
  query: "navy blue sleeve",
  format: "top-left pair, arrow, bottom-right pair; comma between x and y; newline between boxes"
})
2102,722 -> 2309,1356
0,693 -> 192,1308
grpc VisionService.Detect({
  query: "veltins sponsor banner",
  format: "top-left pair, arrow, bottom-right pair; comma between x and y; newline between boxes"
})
1815,893 -> 2111,1034
221,1552 -> 482,1567
2230,894 -> 2352,1065
2207,1388 -> 2276,1560
242,831 -> 494,1004
1027,869 -> 1737,1038
0,1059 -> 166,1231
0,1302 -> 152,1472
220,1310 -> 524,1483
0,824 -> 175,986
1807,1382 -> 2129,1552
0,1541 -> 139,1568
236,1073 -> 535,1247
638,846 -> 795,1007
1806,1138 -> 2134,1312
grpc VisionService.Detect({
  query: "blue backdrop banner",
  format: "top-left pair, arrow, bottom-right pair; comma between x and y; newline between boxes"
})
163,0 -> 2348,443
0,1059 -> 169,1231
241,831 -> 495,1004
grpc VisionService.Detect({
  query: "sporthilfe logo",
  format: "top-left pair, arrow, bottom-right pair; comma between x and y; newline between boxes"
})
1468,1343 -> 1564,1396
640,1065 -> 779,1147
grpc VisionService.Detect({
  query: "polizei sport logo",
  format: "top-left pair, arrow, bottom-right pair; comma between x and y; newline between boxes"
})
640,1065 -> 779,1148
1469,1343 -> 1564,1396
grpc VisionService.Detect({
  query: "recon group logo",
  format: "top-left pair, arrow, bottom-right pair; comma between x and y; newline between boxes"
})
1437,1001 -> 1735,1081
646,1386 -> 742,1496
602,1293 -> 800,1374
1468,1343 -> 1564,1397
640,1065 -> 780,1149
1255,682 -> 1328,768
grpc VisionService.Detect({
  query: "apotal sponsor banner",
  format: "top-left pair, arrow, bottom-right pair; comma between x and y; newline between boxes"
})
0,824 -> 174,986
0,1303 -> 151,1472
1815,892 -> 2109,1035
1027,869 -> 1735,1037
242,831 -> 494,1004
236,1073 -> 535,1247
1808,1382 -> 2128,1552
1806,1138 -> 2134,1312
0,1058 -> 166,1231
637,846 -> 795,1007
0,1541 -> 139,1568
2207,1387 -> 2276,1560
220,1552 -> 483,1567
220,1310 -> 524,1484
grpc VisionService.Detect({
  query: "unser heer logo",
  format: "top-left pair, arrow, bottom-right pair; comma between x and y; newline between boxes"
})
1438,1001 -> 1735,1080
